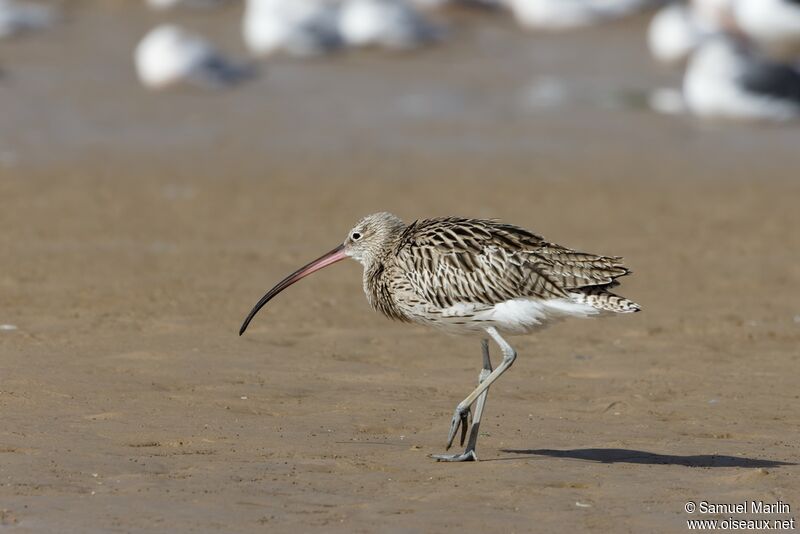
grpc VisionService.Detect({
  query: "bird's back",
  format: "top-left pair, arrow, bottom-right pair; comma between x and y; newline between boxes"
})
371,217 -> 639,333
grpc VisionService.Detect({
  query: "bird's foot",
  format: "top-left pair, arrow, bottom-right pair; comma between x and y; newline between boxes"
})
445,405 -> 471,450
432,449 -> 478,462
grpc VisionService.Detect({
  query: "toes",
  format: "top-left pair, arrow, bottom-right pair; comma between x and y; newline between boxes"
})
445,414 -> 460,450
432,450 -> 478,462
459,410 -> 469,447
446,406 -> 470,450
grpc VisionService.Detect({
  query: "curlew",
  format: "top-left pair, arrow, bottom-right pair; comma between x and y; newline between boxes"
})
240,212 -> 640,462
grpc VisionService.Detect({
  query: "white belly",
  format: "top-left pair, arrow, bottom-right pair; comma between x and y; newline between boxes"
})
416,295 -> 601,335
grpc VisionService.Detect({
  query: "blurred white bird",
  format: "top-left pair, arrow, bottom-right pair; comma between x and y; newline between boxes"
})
691,0 -> 735,30
0,0 -> 54,39
243,0 -> 342,57
731,0 -> 800,62
338,0 -> 441,49
145,0 -> 228,10
410,0 -> 502,9
135,24 -> 253,90
503,0 -> 656,30
648,3 -> 708,65
683,37 -> 800,121
410,0 -> 451,8
647,86 -> 687,114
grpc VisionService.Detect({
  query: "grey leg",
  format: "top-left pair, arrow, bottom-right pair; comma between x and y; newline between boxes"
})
433,339 -> 494,462
438,327 -> 517,458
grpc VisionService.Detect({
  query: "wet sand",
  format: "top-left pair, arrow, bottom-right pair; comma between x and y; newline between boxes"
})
2,2 -> 800,532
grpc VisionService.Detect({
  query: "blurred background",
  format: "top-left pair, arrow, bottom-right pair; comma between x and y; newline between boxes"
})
1,0 -> 799,169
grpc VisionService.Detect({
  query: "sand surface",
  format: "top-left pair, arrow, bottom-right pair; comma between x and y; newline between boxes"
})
2,2 -> 800,533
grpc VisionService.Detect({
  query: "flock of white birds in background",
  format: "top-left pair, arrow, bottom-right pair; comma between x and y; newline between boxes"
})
136,0 -> 449,89
1,0 -> 799,122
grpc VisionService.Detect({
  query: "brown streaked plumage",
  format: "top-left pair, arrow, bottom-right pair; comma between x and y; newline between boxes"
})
240,212 -> 640,462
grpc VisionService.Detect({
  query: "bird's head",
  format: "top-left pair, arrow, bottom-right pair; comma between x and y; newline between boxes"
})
238,212 -> 405,335
343,212 -> 405,266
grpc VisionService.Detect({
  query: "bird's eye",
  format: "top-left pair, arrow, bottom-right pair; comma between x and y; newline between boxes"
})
351,232 -> 362,240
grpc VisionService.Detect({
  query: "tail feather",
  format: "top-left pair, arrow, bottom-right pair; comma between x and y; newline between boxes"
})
572,288 -> 640,313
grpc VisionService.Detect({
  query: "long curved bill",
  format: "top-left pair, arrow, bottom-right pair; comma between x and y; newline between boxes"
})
239,244 -> 347,336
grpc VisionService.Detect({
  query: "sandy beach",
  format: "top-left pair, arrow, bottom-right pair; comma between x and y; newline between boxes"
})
1,2 -> 800,532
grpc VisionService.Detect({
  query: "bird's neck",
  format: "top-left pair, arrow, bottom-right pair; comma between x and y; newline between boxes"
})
362,257 -> 406,323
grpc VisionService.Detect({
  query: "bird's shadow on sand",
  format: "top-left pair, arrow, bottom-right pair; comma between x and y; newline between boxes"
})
499,448 -> 795,468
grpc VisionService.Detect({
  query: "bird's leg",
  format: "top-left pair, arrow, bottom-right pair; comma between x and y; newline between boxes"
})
455,339 -> 493,448
436,327 -> 517,460
432,339 -> 493,462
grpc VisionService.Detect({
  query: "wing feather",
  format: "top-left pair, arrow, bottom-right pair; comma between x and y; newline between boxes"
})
393,217 -> 632,307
